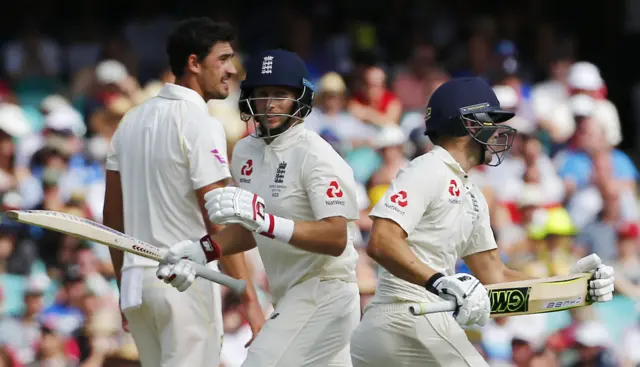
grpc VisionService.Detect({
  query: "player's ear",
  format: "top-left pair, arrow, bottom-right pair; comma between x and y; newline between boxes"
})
186,54 -> 201,75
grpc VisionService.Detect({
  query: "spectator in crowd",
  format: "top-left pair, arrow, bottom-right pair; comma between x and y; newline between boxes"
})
0,274 -> 49,364
305,72 -> 377,155
392,43 -> 438,111
348,66 -> 402,126
611,222 -> 640,299
544,62 -> 621,147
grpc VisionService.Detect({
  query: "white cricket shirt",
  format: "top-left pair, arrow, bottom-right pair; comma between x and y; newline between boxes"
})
231,124 -> 360,303
106,83 -> 231,270
369,145 -> 497,304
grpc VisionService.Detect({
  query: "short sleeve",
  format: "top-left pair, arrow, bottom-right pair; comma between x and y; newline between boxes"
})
303,144 -> 360,221
461,194 -> 498,258
369,160 -> 437,236
182,114 -> 231,189
105,123 -> 121,171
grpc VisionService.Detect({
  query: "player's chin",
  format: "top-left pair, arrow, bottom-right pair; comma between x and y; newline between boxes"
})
483,151 -> 493,165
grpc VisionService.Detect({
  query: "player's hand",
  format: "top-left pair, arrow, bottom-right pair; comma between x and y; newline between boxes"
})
431,273 -> 491,327
243,300 -> 265,348
160,237 -> 221,267
156,259 -> 197,292
205,187 -> 270,234
570,253 -> 615,302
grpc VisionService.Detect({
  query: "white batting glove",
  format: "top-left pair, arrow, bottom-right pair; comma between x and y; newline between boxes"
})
205,187 -> 268,232
160,237 -> 221,266
156,260 -> 196,292
205,187 -> 294,242
428,273 -> 491,327
570,253 -> 615,303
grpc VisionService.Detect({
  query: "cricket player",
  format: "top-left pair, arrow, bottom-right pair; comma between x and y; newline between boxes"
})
348,77 -> 616,366
103,18 -> 264,367
157,49 -> 361,367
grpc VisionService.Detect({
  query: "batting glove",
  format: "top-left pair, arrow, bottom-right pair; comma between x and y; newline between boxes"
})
156,260 -> 196,292
205,187 -> 294,243
570,254 -> 615,303
426,273 -> 491,327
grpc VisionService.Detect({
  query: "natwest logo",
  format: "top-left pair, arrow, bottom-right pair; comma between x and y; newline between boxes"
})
239,159 -> 253,184
326,181 -> 343,198
325,180 -> 345,206
241,160 -> 253,176
448,179 -> 461,203
390,191 -> 408,207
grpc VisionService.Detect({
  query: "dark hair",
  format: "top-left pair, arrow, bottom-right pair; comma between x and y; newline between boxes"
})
166,17 -> 235,77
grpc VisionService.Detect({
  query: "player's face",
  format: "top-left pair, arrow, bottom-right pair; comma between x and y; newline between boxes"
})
198,42 -> 236,100
253,86 -> 297,130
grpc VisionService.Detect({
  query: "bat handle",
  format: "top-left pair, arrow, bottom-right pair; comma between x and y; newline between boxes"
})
192,263 -> 247,294
408,300 -> 457,316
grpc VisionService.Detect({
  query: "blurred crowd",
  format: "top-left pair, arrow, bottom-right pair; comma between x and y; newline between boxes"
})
0,2 -> 640,367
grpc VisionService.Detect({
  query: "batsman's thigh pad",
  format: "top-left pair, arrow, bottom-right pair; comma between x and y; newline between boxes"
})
125,268 -> 223,367
242,277 -> 360,367
350,303 -> 488,367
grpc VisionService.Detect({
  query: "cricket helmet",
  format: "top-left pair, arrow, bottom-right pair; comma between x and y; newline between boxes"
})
239,49 -> 314,138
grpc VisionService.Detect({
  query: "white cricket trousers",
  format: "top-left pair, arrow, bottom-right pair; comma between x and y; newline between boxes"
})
123,268 -> 223,367
350,303 -> 488,367
243,276 -> 360,367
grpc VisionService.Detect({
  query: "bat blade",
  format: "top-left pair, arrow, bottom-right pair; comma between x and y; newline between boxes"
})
7,210 -> 165,261
6,210 -> 247,293
409,273 -> 592,317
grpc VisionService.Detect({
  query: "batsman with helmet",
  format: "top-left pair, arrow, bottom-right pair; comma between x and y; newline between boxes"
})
349,77 -> 615,366
157,49 -> 361,367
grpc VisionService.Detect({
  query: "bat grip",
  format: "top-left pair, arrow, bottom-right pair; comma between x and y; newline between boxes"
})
192,263 -> 247,294
408,300 -> 457,316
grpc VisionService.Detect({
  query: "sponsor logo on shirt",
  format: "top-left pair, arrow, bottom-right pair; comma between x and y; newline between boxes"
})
448,179 -> 461,204
325,180 -> 345,206
385,190 -> 407,214
240,159 -> 253,183
211,149 -> 227,165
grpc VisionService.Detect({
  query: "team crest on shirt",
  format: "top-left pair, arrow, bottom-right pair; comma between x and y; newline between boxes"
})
325,180 -> 345,206
239,159 -> 253,184
448,179 -> 462,204
269,161 -> 287,198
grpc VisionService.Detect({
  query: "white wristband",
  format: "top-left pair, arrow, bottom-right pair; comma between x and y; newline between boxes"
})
261,214 -> 295,243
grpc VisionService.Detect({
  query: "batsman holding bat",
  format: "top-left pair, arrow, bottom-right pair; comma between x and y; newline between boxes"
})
348,77 -> 615,366
103,18 -> 263,367
157,49 -> 361,367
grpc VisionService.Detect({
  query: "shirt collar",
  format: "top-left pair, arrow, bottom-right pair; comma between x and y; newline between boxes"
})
157,83 -> 208,113
264,123 -> 306,150
429,145 -> 468,176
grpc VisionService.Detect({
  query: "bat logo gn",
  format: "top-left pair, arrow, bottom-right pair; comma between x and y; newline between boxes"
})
489,287 -> 530,314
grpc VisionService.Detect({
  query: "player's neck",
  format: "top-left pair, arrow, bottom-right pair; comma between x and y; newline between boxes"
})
174,76 -> 205,100
439,140 -> 480,173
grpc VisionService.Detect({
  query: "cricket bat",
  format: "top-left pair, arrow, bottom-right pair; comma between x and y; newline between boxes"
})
408,272 -> 594,317
6,210 -> 246,294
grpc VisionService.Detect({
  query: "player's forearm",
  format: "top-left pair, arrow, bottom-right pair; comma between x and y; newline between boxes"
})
212,224 -> 257,256
501,267 -> 535,283
288,219 -> 347,257
219,253 -> 260,304
367,230 -> 439,286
